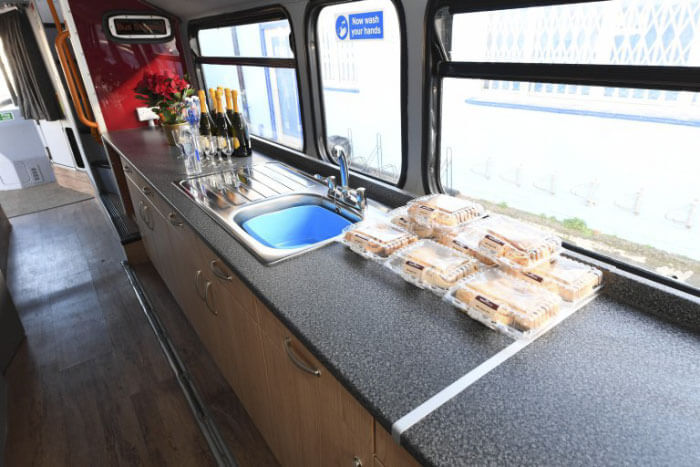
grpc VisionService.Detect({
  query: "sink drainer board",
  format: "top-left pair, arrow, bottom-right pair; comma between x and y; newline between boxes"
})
174,162 -> 371,264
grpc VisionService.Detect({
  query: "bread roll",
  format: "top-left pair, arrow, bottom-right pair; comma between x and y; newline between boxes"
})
453,270 -> 560,333
437,230 -> 496,266
344,221 -> 417,258
407,194 -> 484,229
529,257 -> 602,301
400,242 -> 478,290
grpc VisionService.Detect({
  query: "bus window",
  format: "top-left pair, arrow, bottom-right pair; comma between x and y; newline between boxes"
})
434,0 -> 700,291
197,19 -> 302,150
316,0 -> 402,183
0,38 -> 14,108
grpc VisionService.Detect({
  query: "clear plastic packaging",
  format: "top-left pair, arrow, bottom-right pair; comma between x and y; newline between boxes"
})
389,207 -> 435,238
504,256 -> 603,302
404,194 -> 485,237
444,269 -> 562,340
341,219 -> 418,261
435,228 -> 497,266
448,215 -> 562,270
385,240 -> 480,295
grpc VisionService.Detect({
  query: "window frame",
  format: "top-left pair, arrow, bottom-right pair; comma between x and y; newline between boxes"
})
189,6 -> 306,152
306,0 -> 409,187
426,0 -> 700,297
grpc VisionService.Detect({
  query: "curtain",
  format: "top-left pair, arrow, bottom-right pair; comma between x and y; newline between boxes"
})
0,8 -> 62,121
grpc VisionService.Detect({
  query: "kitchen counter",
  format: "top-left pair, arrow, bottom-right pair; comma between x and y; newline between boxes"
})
104,127 -> 700,466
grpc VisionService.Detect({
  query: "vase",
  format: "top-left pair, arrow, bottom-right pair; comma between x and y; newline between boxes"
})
162,122 -> 188,146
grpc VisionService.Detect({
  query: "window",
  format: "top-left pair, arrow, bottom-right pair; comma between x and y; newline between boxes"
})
434,0 -> 700,292
196,19 -> 303,150
0,38 -> 14,108
316,0 -> 402,183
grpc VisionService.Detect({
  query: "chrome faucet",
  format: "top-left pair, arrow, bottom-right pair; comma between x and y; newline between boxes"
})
315,145 -> 367,213
334,145 -> 350,188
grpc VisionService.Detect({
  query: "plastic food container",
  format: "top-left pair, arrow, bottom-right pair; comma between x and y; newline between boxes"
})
435,227 -> 497,266
504,256 -> 603,302
388,207 -> 435,238
341,219 -> 418,261
405,194 -> 486,237
449,215 -> 562,270
385,240 -> 480,295
445,269 -> 562,340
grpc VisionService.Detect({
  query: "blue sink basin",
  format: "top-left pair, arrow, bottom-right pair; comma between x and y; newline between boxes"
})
241,204 -> 353,249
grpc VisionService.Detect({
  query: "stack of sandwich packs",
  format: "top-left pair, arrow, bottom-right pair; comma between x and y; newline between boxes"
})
341,194 -> 602,339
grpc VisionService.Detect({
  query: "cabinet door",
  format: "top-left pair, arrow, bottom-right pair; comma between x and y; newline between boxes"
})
258,303 -> 374,467
318,375 -> 373,467
374,422 -> 421,467
260,312 -> 322,467
162,211 -> 199,314
131,192 -> 157,263
147,206 -> 175,287
211,289 -> 275,445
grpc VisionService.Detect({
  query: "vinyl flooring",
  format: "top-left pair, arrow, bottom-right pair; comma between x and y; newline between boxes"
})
3,199 -> 277,466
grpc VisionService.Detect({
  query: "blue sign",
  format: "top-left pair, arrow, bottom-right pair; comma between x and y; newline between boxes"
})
335,15 -> 348,40
348,11 -> 383,40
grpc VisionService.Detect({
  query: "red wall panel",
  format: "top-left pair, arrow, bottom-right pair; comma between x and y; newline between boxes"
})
67,0 -> 185,131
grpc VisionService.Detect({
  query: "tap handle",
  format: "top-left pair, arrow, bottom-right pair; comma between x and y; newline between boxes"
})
356,187 -> 367,209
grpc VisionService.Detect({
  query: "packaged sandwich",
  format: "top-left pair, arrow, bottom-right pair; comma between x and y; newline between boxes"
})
454,215 -> 561,270
406,194 -> 485,236
342,219 -> 418,261
389,207 -> 435,238
385,240 -> 480,295
445,269 -> 562,339
506,256 -> 603,302
436,228 -> 497,266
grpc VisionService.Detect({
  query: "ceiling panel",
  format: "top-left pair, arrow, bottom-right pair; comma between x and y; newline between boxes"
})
145,0 -> 299,21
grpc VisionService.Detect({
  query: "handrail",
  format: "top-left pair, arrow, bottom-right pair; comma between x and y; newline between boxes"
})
46,0 -> 63,34
48,0 -> 99,131
55,30 -> 98,130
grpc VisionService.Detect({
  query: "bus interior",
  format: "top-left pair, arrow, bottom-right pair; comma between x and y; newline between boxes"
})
0,0 -> 698,466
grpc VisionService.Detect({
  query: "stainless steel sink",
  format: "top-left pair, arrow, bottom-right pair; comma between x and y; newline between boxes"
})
175,162 -> 384,264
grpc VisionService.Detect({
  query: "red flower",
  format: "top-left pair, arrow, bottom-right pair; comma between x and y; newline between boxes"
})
134,71 -> 191,124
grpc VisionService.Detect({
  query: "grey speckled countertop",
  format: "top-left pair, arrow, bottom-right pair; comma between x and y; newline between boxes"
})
403,295 -> 700,466
104,127 -> 700,467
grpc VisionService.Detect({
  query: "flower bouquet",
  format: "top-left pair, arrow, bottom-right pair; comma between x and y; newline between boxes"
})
134,71 -> 194,145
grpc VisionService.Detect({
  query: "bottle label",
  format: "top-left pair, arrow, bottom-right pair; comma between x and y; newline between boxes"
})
199,136 -> 209,151
233,137 -> 240,150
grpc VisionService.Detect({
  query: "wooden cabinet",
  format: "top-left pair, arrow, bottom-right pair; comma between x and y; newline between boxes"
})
258,302 -> 373,467
374,422 -> 421,467
121,160 -> 417,467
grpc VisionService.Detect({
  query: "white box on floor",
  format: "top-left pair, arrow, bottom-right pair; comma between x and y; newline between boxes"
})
0,108 -> 55,191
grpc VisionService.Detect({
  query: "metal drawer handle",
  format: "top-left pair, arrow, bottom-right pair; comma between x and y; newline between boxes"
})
284,337 -> 321,377
142,185 -> 153,196
209,260 -> 232,281
168,212 -> 183,227
204,281 -> 218,315
353,457 -> 362,467
194,270 -> 205,300
123,165 -> 131,173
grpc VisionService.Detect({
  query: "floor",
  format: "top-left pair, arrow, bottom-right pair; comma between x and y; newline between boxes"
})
0,182 -> 92,218
52,165 -> 95,196
3,199 -> 277,466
